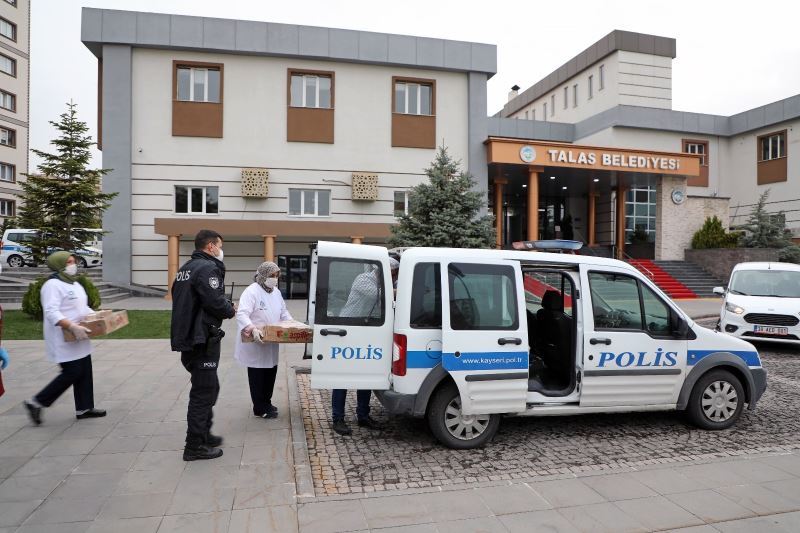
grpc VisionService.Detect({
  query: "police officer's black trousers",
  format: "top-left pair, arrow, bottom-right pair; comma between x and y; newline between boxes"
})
35,355 -> 95,412
181,343 -> 220,445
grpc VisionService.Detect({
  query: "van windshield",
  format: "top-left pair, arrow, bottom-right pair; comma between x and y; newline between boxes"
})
729,270 -> 800,298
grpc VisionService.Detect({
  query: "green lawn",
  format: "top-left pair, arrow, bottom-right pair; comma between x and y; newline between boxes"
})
3,310 -> 172,340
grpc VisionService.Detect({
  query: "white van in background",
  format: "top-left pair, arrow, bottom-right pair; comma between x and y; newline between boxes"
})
0,229 -> 103,268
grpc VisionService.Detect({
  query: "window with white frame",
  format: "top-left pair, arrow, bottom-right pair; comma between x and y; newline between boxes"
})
0,127 -> 14,147
174,185 -> 219,214
394,81 -> 433,115
624,186 -> 656,243
289,189 -> 331,217
0,198 -> 14,217
599,64 -> 605,90
0,90 -> 14,112
0,53 -> 14,76
394,190 -> 411,217
760,132 -> 785,161
176,66 -> 221,103
290,72 -> 332,108
0,162 -> 14,182
543,102 -> 547,122
588,75 -> 594,99
572,84 -> 578,107
563,86 -> 568,109
550,94 -> 555,116
0,17 -> 15,41
684,141 -> 707,166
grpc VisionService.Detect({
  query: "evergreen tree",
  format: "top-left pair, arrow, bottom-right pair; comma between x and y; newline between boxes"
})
737,190 -> 793,249
17,102 -> 116,264
388,147 -> 495,248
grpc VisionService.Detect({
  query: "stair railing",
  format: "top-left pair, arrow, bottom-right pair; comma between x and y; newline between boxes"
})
621,249 -> 655,280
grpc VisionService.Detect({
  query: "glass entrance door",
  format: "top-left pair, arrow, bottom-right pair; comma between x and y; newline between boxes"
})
538,197 -> 568,240
277,255 -> 310,299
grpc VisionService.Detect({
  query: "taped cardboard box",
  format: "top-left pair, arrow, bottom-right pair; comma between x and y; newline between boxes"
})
242,320 -> 312,344
64,310 -> 129,342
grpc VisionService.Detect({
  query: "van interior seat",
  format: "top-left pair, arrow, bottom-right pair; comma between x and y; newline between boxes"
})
536,290 -> 572,377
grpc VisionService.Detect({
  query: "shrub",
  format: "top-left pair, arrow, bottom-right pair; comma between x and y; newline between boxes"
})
779,245 -> 800,264
22,275 -> 101,321
691,216 -> 739,249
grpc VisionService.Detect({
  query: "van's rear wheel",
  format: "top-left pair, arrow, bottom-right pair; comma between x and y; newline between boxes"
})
7,254 -> 23,268
687,369 -> 744,430
427,383 -> 500,449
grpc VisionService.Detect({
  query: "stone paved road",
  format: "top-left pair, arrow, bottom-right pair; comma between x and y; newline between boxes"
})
298,327 -> 800,496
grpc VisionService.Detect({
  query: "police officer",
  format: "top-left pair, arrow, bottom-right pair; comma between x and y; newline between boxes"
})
171,229 -> 236,461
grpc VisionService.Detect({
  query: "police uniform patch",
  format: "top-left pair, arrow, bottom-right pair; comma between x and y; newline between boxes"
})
209,277 -> 220,289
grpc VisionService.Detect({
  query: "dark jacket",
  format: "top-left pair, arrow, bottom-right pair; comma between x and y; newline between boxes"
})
170,251 -> 235,352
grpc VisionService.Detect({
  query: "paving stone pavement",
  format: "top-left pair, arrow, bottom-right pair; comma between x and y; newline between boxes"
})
0,302 -> 799,532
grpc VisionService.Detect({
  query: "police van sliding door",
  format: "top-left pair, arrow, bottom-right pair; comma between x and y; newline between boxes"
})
310,242 -> 394,390
441,259 -> 529,415
580,266 -> 688,407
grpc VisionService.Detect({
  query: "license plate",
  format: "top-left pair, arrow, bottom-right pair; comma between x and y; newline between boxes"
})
754,325 -> 789,335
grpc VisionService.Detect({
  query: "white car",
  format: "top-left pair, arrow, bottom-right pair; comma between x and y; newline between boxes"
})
1,229 -> 103,269
714,262 -> 800,345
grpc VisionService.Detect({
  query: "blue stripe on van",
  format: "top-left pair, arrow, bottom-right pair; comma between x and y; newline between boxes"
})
406,350 -> 441,369
443,351 -> 529,371
687,350 -> 761,368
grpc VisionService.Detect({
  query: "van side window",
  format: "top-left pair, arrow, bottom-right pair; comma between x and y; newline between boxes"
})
448,263 -> 518,330
523,271 -> 573,318
640,284 -> 670,335
588,272 -> 643,330
410,262 -> 441,329
314,257 -> 385,326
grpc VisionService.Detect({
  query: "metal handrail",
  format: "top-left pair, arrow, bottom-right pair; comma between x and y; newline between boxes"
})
621,249 -> 655,280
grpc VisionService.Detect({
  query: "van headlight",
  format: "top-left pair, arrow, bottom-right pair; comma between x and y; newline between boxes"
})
725,302 -> 745,315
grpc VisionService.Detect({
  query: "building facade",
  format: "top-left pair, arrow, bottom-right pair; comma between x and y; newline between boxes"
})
82,11 -> 799,294
0,0 -> 29,225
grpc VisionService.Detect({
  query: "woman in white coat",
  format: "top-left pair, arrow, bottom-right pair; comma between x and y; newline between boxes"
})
23,251 -> 106,425
235,261 -> 291,419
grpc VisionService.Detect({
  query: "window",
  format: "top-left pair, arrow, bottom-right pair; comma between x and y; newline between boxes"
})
0,162 -> 14,182
394,81 -> 433,115
625,186 -> 656,243
543,102 -> 547,122
410,262 -> 442,329
314,257 -> 385,326
448,263 -> 518,330
599,64 -> 605,90
589,272 -> 673,336
563,86 -> 568,109
550,94 -> 555,116
640,284 -> 670,335
760,132 -> 785,161
683,140 -> 708,166
289,189 -> 330,217
0,17 -> 15,41
572,84 -> 578,107
176,66 -> 221,103
0,198 -> 14,217
588,75 -> 594,99
290,73 -> 332,108
394,190 -> 411,217
174,185 -> 219,214
0,53 -> 14,76
0,126 -> 14,147
523,271 -> 573,318
532,109 -> 535,121
0,90 -> 14,112
524,110 -> 528,120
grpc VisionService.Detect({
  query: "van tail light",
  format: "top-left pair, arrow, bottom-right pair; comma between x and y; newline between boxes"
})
392,334 -> 407,376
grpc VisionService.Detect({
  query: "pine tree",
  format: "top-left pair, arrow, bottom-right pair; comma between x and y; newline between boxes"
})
388,147 -> 495,248
737,190 -> 793,248
17,102 -> 116,264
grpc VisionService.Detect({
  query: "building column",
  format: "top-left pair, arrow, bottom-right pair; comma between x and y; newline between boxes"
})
262,235 -> 276,262
527,167 -> 542,242
587,194 -> 598,246
165,234 -> 181,300
615,184 -> 627,259
493,178 -> 507,249
351,236 -> 363,245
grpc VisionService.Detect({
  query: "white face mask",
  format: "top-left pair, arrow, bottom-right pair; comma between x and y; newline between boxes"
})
264,277 -> 278,289
216,248 -> 224,261
65,264 -> 78,276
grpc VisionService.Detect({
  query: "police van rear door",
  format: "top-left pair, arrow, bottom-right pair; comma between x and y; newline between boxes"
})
441,259 -> 529,415
310,241 -> 394,390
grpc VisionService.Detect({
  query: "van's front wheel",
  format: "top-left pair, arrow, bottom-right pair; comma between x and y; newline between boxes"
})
687,369 -> 744,430
427,383 -> 500,449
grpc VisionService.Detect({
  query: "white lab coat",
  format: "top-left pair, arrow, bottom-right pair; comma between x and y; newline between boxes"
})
234,282 -> 292,368
41,278 -> 93,363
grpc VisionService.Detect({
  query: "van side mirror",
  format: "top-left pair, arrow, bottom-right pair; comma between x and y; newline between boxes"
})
712,286 -> 725,296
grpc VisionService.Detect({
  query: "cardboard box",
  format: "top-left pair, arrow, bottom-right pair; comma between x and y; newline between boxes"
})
242,320 -> 312,344
63,310 -> 130,342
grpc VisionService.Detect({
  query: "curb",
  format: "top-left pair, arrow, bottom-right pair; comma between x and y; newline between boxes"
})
288,365 -> 315,500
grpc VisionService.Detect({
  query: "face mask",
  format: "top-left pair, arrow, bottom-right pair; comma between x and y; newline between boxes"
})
264,277 -> 278,289
65,264 -> 78,276
214,246 -> 224,261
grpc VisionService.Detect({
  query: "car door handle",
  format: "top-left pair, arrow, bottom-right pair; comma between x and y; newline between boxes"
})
320,328 -> 347,337
498,337 -> 522,346
589,337 -> 612,345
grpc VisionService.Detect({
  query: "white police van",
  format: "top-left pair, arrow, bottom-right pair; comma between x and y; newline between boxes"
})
1,229 -> 103,268
308,241 -> 767,449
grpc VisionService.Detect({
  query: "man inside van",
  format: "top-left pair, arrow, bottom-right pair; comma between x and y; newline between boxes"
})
330,257 -> 399,436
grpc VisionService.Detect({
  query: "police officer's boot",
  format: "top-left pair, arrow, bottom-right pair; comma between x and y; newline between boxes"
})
205,432 -> 224,447
183,434 -> 223,461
